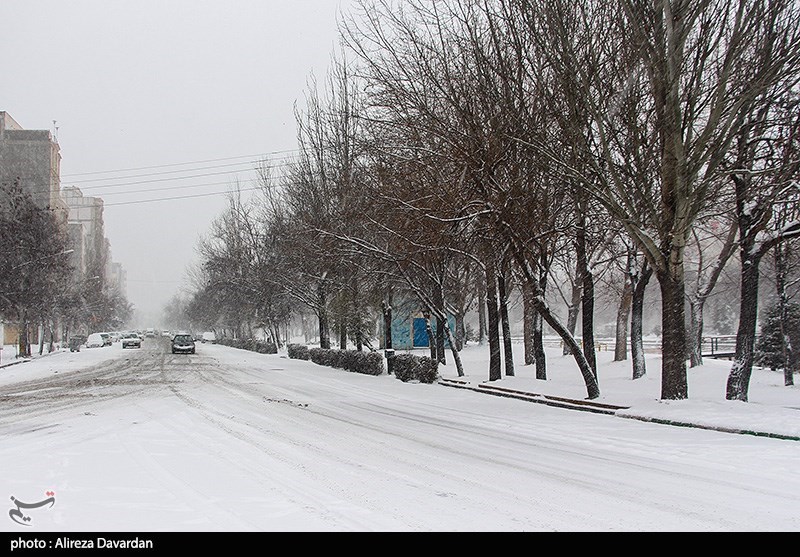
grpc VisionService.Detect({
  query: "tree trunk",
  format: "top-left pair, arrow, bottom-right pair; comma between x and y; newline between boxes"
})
533,312 -> 546,380
727,252 -> 762,401
436,315 -> 446,365
48,320 -> 55,353
563,267 -> 582,356
534,262 -> 548,380
523,282 -> 535,365
339,316 -> 347,350
38,321 -> 45,356
454,310 -> 465,351
576,216 -> 597,378
434,307 -> 465,377
658,267 -> 689,400
318,282 -> 330,350
775,243 -> 795,386
382,293 -> 394,374
688,298 -> 704,368
19,314 -> 30,358
434,287 -> 446,365
614,273 -> 633,361
508,246 -> 599,398
688,220 -> 738,368
529,288 -> 599,398
630,261 -> 652,380
498,272 -> 515,377
485,263 -> 502,382
478,280 -> 487,345
424,313 -> 437,361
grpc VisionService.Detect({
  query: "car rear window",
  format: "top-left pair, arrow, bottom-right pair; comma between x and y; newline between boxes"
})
174,335 -> 193,343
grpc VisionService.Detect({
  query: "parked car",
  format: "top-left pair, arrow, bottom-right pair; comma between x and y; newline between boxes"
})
86,333 -> 106,348
100,333 -> 112,346
121,332 -> 142,349
201,331 -> 216,344
171,333 -> 196,354
69,335 -> 86,352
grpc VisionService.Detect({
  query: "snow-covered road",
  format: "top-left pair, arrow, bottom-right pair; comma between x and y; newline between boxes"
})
1,340 -> 798,531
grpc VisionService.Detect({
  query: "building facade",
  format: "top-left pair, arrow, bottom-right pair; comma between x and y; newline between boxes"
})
1,111 -> 128,347
61,186 -> 106,280
0,112 -> 69,348
0,111 -> 68,220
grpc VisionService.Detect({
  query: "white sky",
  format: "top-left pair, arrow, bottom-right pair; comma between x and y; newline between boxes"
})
0,342 -> 798,531
0,0 -> 354,322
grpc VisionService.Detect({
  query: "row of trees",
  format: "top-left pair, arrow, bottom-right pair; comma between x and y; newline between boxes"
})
183,0 -> 800,402
0,180 -> 132,355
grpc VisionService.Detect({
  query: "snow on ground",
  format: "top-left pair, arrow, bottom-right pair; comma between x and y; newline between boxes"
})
0,339 -> 798,532
3,338 -> 799,438
439,342 -> 800,439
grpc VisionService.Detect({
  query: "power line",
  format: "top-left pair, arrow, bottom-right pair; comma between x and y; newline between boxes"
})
65,160 -> 265,184
84,179 -> 252,198
60,149 -> 301,177
13,156 -> 298,199
71,168 -> 256,188
65,152 -> 297,185
102,186 -> 265,207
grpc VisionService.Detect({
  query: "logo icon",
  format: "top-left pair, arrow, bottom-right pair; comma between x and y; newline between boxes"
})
8,492 -> 56,526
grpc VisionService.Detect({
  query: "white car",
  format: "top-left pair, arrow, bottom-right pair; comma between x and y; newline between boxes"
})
201,331 -> 216,344
121,332 -> 142,349
86,333 -> 106,348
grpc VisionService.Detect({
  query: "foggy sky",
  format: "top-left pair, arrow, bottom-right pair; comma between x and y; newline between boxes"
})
0,0 -> 353,325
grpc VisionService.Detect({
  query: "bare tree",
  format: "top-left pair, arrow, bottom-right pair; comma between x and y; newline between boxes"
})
525,0 -> 800,400
341,0 -> 601,397
686,217 -> 739,367
726,88 -> 800,401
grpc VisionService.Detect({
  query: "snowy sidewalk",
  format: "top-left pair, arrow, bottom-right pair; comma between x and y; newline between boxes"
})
439,376 -> 800,441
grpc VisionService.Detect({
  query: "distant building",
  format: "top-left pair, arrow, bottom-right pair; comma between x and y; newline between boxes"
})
62,186 -> 106,279
0,111 -> 67,220
0,112 -> 68,348
108,261 -> 127,299
62,187 -> 128,317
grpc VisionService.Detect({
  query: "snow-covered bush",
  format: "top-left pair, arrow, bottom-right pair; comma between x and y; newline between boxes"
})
392,354 -> 438,384
308,348 -> 384,375
217,337 -> 278,354
287,344 -> 310,360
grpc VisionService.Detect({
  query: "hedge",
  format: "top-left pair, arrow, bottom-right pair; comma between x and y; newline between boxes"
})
308,347 -> 384,376
217,337 -> 278,354
287,343 -> 310,360
392,353 -> 439,384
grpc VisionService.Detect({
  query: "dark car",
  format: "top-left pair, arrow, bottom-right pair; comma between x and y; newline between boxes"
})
69,336 -> 86,352
171,333 -> 196,354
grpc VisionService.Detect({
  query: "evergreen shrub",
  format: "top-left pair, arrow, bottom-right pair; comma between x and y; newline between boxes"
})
392,353 -> 438,384
755,303 -> 800,371
287,344 -> 310,360
309,348 -> 384,375
217,337 -> 278,354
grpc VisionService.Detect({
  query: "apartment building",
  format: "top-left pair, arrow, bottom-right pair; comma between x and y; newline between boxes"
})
0,111 -> 68,221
